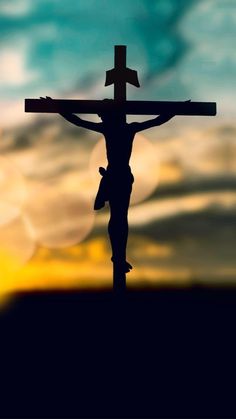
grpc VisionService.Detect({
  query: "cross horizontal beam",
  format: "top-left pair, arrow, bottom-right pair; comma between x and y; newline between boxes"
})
25,99 -> 216,116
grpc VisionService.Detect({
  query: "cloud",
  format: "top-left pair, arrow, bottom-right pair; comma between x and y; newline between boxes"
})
0,0 -> 32,17
96,191 -> 236,228
0,46 -> 38,86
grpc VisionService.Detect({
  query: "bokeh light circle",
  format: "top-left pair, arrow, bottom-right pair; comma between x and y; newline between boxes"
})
0,157 -> 26,226
0,216 -> 36,269
23,182 -> 95,248
89,134 -> 160,205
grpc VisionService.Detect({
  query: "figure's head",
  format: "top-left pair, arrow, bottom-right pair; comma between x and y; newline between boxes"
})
98,112 -> 111,122
98,99 -> 119,123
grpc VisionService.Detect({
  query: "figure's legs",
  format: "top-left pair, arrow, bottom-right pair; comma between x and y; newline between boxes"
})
108,193 -> 132,273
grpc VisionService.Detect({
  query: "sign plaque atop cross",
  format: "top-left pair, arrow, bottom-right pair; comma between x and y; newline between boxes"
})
25,45 -> 217,293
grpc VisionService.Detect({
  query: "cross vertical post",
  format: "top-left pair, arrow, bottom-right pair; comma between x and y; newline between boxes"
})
105,44 -> 140,126
105,46 -> 141,292
112,46 -> 127,292
114,45 -> 127,101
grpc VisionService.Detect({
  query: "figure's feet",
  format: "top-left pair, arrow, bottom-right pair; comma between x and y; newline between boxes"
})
111,258 -> 133,273
124,261 -> 133,272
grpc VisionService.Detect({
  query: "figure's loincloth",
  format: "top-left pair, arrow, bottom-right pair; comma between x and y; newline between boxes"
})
94,166 -> 134,210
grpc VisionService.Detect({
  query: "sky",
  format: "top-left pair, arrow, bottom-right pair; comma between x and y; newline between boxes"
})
0,0 -> 235,304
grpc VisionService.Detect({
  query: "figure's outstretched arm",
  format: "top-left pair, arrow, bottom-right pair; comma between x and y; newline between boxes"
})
60,112 -> 103,133
39,97 -> 103,133
131,113 -> 174,133
131,100 -> 191,133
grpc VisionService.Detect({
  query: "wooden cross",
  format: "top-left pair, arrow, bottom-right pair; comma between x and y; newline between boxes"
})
25,45 -> 217,293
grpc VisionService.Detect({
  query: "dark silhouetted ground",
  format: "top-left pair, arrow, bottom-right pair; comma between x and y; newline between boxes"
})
1,288 -> 236,418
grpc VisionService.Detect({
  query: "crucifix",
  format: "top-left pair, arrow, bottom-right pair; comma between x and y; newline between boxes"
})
25,45 -> 216,293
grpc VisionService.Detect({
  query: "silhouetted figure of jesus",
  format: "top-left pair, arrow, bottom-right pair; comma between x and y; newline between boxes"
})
42,97 -> 174,276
